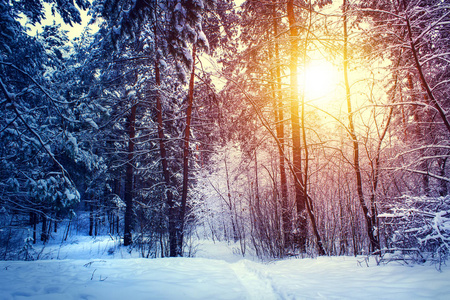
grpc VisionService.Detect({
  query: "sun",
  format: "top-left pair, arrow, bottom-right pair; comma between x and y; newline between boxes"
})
299,59 -> 340,105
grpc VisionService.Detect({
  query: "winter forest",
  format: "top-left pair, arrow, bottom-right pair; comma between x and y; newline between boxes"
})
2,0 -> 450,280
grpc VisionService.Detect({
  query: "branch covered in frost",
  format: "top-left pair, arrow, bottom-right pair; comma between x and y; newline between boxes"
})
0,62 -> 74,105
0,77 -> 75,188
380,195 -> 450,263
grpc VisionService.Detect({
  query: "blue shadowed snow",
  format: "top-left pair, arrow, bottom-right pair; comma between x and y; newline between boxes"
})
0,236 -> 449,300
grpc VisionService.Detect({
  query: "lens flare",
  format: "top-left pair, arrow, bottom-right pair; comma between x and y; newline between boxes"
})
299,60 -> 339,105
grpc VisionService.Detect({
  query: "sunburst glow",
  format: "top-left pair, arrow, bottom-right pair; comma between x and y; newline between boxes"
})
300,60 -> 340,105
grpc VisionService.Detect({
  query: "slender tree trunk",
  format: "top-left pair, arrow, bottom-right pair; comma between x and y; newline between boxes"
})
31,213 -> 37,244
406,72 -> 431,195
439,157 -> 448,196
151,18 -> 179,256
124,103 -> 137,246
368,66 -> 398,250
95,209 -> 99,236
63,220 -> 71,242
343,0 -> 379,252
178,44 -> 197,256
89,201 -> 94,236
286,0 -> 307,252
154,45 -> 177,257
113,178 -> 121,235
286,0 -> 326,255
41,215 -> 48,243
272,0 -> 291,253
369,106 -> 393,249
116,215 -> 119,237
224,157 -> 239,242
298,2 -> 326,256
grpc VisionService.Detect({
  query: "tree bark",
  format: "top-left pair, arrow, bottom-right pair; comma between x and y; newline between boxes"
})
31,213 -> 37,244
123,103 -> 136,246
89,201 -> 94,236
286,0 -> 307,252
152,20 -> 178,256
299,2 -> 326,256
178,44 -> 197,256
41,215 -> 48,243
272,0 -> 291,253
155,60 -> 178,256
343,0 -> 379,252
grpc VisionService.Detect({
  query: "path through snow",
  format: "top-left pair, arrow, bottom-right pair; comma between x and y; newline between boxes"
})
229,260 -> 277,300
0,238 -> 449,299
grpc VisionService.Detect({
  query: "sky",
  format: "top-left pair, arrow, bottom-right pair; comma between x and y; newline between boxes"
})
20,2 -> 99,40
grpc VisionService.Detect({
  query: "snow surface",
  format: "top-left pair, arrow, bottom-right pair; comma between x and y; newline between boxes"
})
0,237 -> 449,300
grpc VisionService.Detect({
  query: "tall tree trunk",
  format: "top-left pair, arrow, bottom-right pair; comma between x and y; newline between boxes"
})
41,215 -> 48,243
343,0 -> 379,252
299,2 -> 326,256
54,219 -> 58,233
154,49 -> 178,258
124,103 -> 137,246
224,156 -> 239,242
89,201 -> 94,236
178,44 -> 197,256
272,0 -> 290,253
31,213 -> 37,244
152,20 -> 178,256
155,61 -> 177,257
286,0 -> 307,252
368,62 -> 399,250
439,157 -> 448,196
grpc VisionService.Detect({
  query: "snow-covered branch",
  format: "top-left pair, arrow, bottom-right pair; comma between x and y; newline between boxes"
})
0,77 -> 75,187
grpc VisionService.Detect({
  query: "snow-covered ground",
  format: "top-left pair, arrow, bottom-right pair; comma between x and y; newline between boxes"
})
0,236 -> 449,300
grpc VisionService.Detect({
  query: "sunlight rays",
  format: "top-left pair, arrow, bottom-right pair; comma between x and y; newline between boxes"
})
299,59 -> 340,106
